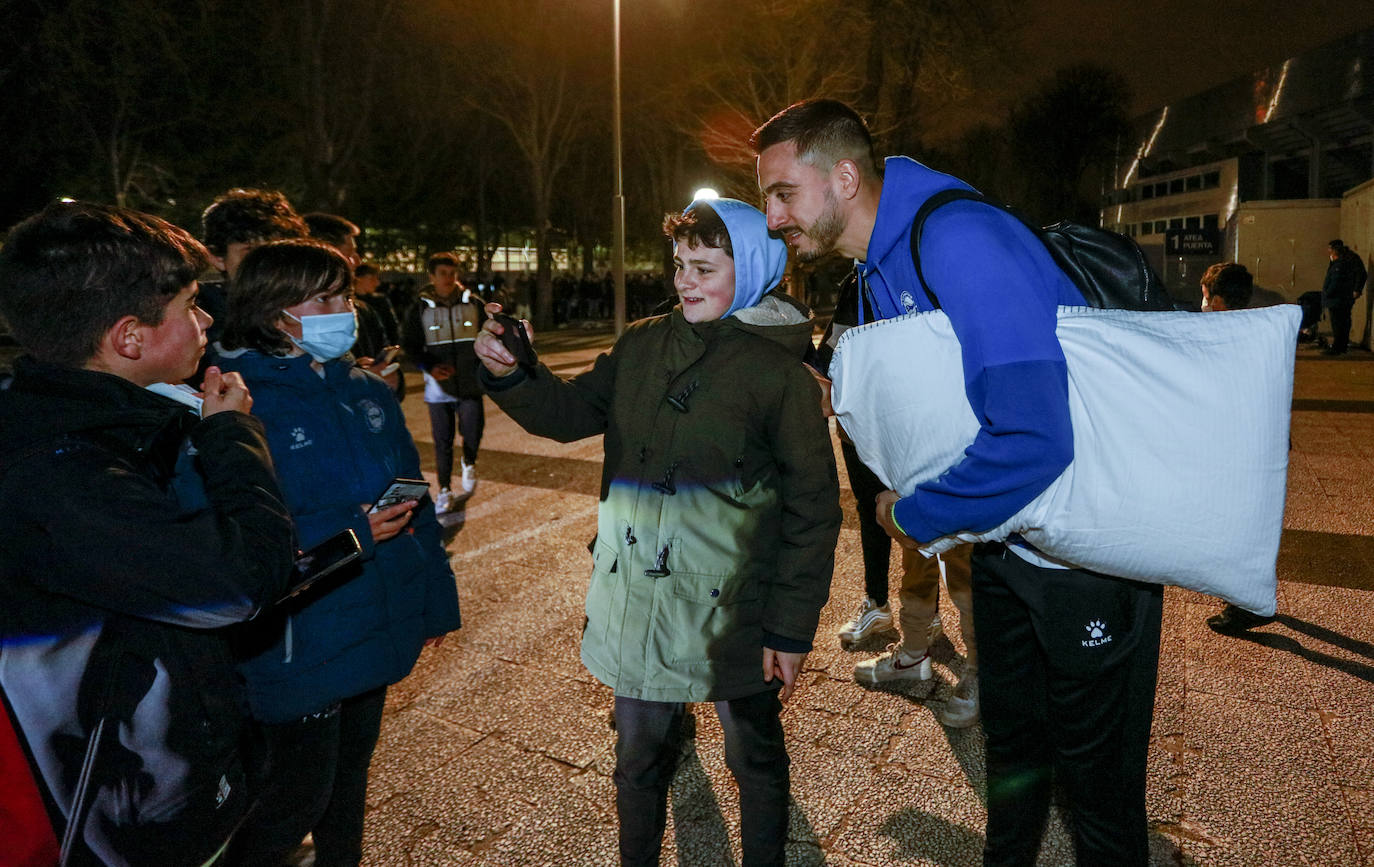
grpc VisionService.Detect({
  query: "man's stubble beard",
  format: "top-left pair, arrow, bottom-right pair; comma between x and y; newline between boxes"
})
795,190 -> 845,264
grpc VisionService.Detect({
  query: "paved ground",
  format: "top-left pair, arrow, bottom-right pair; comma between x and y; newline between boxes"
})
348,330 -> 1374,867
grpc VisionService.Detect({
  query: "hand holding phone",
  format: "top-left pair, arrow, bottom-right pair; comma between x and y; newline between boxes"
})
368,478 -> 429,513
490,312 -> 535,369
374,345 -> 401,368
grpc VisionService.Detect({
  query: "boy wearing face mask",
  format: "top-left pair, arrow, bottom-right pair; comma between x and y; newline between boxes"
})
211,239 -> 461,867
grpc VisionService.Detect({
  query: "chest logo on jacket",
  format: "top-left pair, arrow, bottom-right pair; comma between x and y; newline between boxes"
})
359,399 -> 386,433
289,426 -> 314,451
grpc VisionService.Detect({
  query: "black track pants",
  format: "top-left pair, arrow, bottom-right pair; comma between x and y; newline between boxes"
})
972,543 -> 1162,867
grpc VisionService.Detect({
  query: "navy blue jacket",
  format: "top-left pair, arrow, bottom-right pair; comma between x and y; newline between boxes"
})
213,348 -> 461,724
858,156 -> 1085,543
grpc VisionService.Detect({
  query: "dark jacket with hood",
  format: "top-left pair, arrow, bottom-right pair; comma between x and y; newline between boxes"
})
482,292 -> 840,702
0,357 -> 295,866
210,348 -> 462,724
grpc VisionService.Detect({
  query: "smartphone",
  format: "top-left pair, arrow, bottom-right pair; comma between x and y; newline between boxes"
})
368,478 -> 429,513
377,362 -> 401,378
491,312 -> 535,369
374,345 -> 401,368
280,528 -> 362,603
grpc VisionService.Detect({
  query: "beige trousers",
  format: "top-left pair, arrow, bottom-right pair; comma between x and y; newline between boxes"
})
897,542 -> 976,670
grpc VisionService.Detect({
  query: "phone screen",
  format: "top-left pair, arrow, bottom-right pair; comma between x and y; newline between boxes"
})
369,478 -> 430,513
281,529 -> 362,603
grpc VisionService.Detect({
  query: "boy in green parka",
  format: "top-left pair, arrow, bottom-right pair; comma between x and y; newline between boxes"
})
475,198 -> 840,866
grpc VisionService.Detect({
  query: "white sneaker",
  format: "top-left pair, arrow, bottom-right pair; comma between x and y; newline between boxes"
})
854,643 -> 932,684
934,672 -> 980,728
838,597 -> 893,646
460,460 -> 477,494
435,488 -> 454,513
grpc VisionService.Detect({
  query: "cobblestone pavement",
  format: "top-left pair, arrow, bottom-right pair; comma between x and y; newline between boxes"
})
358,329 -> 1374,867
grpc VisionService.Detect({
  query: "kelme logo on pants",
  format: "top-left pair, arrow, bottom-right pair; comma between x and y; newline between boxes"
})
1082,619 -> 1112,648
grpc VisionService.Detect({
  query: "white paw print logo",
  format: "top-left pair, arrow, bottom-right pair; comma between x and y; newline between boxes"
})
1086,620 -> 1107,639
292,427 -> 307,443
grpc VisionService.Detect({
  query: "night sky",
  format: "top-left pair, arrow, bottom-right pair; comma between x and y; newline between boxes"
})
938,0 -> 1374,139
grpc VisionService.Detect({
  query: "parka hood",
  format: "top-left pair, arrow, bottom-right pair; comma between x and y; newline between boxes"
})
683,197 -> 788,317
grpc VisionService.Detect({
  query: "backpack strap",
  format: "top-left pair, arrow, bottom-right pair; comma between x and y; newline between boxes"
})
909,188 -> 1043,310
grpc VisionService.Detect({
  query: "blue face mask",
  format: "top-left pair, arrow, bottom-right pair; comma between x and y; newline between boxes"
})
282,310 -> 357,362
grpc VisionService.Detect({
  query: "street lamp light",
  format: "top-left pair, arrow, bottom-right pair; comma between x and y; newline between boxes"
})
693,188 -> 720,202
612,0 -> 626,337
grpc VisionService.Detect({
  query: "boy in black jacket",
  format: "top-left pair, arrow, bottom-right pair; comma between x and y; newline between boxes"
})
0,202 -> 296,866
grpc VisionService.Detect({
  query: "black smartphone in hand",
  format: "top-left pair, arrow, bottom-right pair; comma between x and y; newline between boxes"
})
280,528 -> 362,604
491,312 -> 535,369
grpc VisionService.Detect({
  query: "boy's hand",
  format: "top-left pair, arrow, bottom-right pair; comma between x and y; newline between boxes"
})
364,500 -> 416,542
201,367 -> 252,416
474,302 -> 532,378
876,490 -> 919,550
763,648 -> 808,702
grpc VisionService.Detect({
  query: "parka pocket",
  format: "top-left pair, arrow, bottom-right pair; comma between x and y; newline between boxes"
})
662,571 -> 761,667
583,539 -> 622,667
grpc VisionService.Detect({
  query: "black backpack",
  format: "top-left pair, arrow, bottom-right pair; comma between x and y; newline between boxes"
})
908,188 -> 1174,312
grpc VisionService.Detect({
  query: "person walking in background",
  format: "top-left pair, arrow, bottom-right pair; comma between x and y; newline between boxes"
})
403,252 -> 486,512
1321,239 -> 1367,355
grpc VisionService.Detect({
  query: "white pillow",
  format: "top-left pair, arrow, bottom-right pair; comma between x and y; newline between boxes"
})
830,305 -> 1301,616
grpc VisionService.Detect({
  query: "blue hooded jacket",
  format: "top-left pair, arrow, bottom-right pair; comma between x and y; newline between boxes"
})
211,348 -> 462,723
857,156 -> 1085,543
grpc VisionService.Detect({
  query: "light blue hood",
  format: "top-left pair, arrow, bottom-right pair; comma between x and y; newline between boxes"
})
685,197 -> 788,318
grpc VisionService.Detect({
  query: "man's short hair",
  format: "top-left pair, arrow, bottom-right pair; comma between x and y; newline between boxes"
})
221,239 -> 353,356
662,203 -> 732,258
1329,239 -> 1345,250
355,262 -> 381,279
749,99 -> 881,178
427,252 -> 459,274
201,188 -> 308,257
1205,262 -> 1253,309
303,213 -> 360,248
0,201 -> 209,367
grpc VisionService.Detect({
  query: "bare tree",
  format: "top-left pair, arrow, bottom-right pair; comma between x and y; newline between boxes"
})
32,0 -> 206,209
452,0 -> 601,329
1010,63 -> 1133,223
265,0 -> 398,211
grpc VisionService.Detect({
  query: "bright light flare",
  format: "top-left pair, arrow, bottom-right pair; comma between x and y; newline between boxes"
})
693,188 -> 720,202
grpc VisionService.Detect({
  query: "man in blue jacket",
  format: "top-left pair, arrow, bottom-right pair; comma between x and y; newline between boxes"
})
753,99 -> 1163,866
